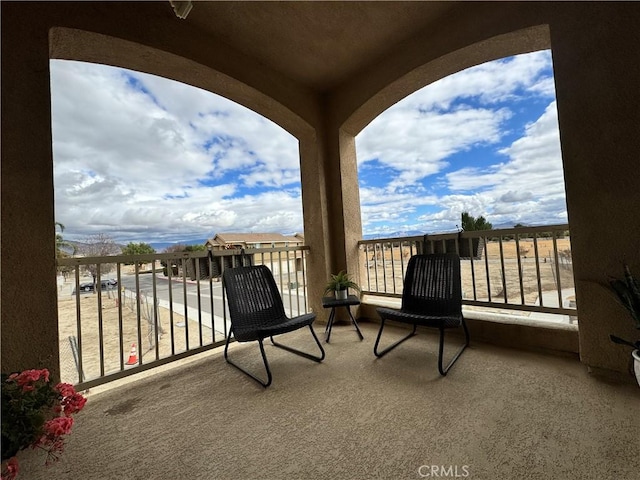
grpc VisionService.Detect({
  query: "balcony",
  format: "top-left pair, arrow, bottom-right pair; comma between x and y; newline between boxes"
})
4,6 -> 640,461
57,227 -> 579,391
44,227 -> 636,478
57,246 -> 311,390
19,321 -> 639,479
359,224 -> 575,321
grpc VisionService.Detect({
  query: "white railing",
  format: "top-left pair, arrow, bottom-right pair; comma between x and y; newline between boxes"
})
358,224 -> 576,320
56,246 -> 310,390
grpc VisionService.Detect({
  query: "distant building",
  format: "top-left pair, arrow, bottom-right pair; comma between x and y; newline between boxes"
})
205,232 -> 304,250
205,232 -> 306,276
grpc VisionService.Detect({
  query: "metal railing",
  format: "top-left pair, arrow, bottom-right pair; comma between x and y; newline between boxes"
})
56,246 -> 310,390
358,224 -> 576,318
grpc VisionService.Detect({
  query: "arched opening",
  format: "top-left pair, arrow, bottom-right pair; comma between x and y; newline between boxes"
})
50,60 -> 303,244
48,28 -> 317,386
49,27 -> 314,140
356,50 -> 564,237
355,50 -> 574,326
339,26 -> 575,330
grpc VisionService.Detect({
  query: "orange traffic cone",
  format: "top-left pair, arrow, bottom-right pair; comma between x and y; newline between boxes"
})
125,342 -> 138,365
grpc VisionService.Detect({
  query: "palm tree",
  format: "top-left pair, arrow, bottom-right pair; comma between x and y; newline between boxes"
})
55,222 -> 76,257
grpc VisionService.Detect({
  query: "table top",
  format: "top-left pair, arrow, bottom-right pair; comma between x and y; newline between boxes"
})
321,295 -> 361,308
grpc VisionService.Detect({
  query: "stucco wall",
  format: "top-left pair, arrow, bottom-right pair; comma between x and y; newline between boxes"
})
550,5 -> 640,373
2,1 -> 639,381
1,10 -> 60,376
325,2 -> 640,377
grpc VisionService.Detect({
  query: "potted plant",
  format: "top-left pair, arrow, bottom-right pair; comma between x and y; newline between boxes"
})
324,271 -> 360,301
1,369 -> 86,479
608,262 -> 640,386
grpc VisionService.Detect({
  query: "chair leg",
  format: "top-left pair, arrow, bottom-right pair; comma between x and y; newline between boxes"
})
347,306 -> 364,341
324,308 -> 336,343
270,325 -> 326,362
373,319 -> 418,358
224,329 -> 273,388
437,318 -> 470,376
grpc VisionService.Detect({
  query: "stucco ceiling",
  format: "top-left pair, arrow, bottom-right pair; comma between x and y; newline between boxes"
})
182,1 -> 457,90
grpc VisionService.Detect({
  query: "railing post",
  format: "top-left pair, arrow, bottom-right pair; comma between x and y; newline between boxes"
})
356,224 -> 575,318
56,245 -> 311,390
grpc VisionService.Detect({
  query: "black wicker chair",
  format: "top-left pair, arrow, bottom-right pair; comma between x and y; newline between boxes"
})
374,253 -> 470,376
222,265 -> 325,387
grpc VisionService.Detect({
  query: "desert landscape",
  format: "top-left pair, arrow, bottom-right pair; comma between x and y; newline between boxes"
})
360,237 -> 575,307
57,287 -> 221,385
57,237 -> 574,385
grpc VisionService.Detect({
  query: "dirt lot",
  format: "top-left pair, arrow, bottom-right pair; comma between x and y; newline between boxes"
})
58,239 -> 574,384
57,290 -> 220,385
360,238 -> 574,305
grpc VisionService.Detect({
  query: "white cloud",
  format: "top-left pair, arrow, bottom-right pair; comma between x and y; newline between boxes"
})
356,51 -> 554,200
51,50 -> 565,244
499,190 -> 534,203
404,50 -> 553,110
357,51 -> 566,235
529,76 -> 556,97
50,60 -> 300,243
360,186 -> 439,228
416,193 -> 495,232
447,101 -> 564,195
358,106 -> 512,187
440,101 -> 566,227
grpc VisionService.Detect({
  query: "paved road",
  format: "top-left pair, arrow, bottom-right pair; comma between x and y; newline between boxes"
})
120,273 -> 224,315
118,273 -> 307,333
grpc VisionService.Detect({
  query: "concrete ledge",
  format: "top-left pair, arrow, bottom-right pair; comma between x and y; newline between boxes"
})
358,296 -> 580,357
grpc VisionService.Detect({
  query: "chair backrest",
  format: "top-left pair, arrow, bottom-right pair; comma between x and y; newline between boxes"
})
401,254 -> 462,316
223,265 -> 287,329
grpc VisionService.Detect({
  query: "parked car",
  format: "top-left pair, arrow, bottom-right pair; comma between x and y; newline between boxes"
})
72,279 -> 118,294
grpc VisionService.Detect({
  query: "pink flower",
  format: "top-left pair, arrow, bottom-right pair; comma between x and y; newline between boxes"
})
55,382 -> 76,398
14,371 -> 35,384
3,368 -> 86,474
20,369 -> 47,385
44,416 -> 74,437
7,369 -> 49,389
62,393 -> 87,415
1,456 -> 19,480
7,458 -> 19,475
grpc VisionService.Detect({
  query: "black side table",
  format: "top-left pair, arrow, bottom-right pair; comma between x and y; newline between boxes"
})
322,295 -> 364,343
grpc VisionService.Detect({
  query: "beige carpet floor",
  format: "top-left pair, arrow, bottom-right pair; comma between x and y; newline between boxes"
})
18,322 -> 640,480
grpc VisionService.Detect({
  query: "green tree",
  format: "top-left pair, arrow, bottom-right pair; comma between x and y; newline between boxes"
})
121,242 -> 155,256
121,242 -> 156,267
509,223 -> 528,241
461,212 -> 493,231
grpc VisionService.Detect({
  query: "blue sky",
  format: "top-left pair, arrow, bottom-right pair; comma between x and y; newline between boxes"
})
50,50 -> 566,244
